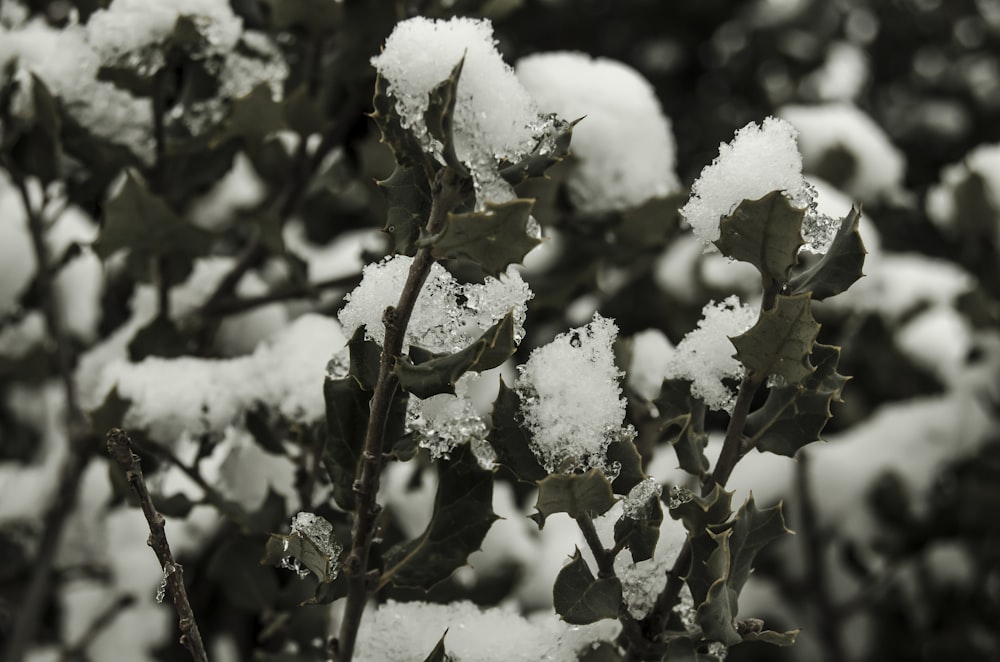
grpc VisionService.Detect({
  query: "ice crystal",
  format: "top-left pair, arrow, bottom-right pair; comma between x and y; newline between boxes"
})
623,478 -> 663,519
281,512 -> 342,581
407,388 -> 488,460
667,485 -> 694,510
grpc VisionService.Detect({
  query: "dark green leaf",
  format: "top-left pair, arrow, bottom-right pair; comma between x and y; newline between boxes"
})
95,170 -> 213,260
789,207 -> 866,300
378,164 -> 432,256
424,57 -> 466,174
655,379 -> 709,477
261,516 -> 340,584
322,375 -> 368,511
221,83 -> 286,151
726,495 -> 791,594
714,191 -> 804,288
532,469 -> 617,528
421,633 -> 449,662
371,72 -> 427,168
208,536 -> 280,611
260,0 -> 343,33
127,314 -> 196,360
553,548 -> 622,624
499,116 -> 578,186
696,529 -> 741,646
606,435 -> 645,495
88,388 -> 132,439
746,343 -> 850,457
395,312 -> 517,399
613,492 -> 663,563
730,293 -> 818,385
429,199 -> 542,278
486,378 -> 547,483
669,484 -> 734,536
282,85 -> 327,137
153,492 -> 196,518
380,444 -> 497,590
347,326 -> 382,391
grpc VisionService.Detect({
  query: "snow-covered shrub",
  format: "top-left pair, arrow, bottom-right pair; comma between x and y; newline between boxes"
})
2,4 -> 998,662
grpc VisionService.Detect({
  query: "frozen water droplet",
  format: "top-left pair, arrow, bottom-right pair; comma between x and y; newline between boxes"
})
668,485 -> 694,509
624,478 -> 663,519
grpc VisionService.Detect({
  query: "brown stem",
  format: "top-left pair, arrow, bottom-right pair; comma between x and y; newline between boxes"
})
106,429 -> 209,662
1,171 -> 97,662
201,273 -> 361,317
334,167 -> 466,662
576,512 -> 615,578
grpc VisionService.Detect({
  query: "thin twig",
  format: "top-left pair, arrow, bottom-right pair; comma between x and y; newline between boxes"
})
335,167 -> 467,662
106,429 -> 209,662
796,453 -> 846,662
200,273 -> 361,317
59,594 -> 136,661
1,168 -> 96,662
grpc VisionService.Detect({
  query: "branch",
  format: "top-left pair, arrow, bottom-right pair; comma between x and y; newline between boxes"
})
59,594 -> 136,662
200,273 -> 361,317
335,167 -> 468,662
106,429 -> 209,662
1,169 -> 98,662
576,512 -> 615,578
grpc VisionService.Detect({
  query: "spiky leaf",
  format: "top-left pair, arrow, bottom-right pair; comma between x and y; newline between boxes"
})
429,199 -> 542,277
424,57 -> 466,174
655,379 -> 710,477
371,72 -> 426,168
421,633 -> 449,662
486,379 -> 547,483
378,164 -> 432,256
714,192 -> 804,288
532,469 -> 617,528
790,207 -> 866,300
730,293 -> 818,384
394,312 -> 517,399
499,117 -> 578,186
261,523 -> 340,584
669,484 -> 734,536
746,343 -> 850,457
614,491 -> 663,563
553,548 -> 622,624
379,444 -> 497,590
726,495 -> 791,594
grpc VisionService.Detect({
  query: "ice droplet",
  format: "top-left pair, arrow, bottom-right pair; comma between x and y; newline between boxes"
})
667,485 -> 694,509
624,478 -> 663,519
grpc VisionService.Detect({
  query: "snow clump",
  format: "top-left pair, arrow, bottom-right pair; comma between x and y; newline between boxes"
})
516,51 -> 681,213
926,142 -> 1000,239
681,117 -> 839,254
516,313 -> 633,474
338,254 -> 532,354
372,17 -> 550,206
662,296 -> 759,411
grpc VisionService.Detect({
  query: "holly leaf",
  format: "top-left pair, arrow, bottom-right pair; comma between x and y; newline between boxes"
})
371,72 -> 427,168
378,164 -> 432,256
499,116 -> 578,186
726,495 -> 791,594
730,293 -> 818,385
714,191 -> 804,289
789,207 -> 866,300
261,516 -> 341,584
606,435 -> 646,495
531,469 -> 617,528
655,379 -> 709,477
282,85 -> 327,137
553,548 -> 622,624
486,379 -> 547,483
95,170 -> 213,261
379,443 -> 497,590
746,343 -> 850,457
669,484 -> 734,537
394,312 -> 517,399
421,633 -> 449,662
424,57 -> 466,174
614,491 -> 663,563
429,199 -> 542,278
742,629 -> 799,646
695,528 -> 741,646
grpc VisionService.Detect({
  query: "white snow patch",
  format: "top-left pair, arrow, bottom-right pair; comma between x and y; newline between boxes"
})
516,51 -> 680,213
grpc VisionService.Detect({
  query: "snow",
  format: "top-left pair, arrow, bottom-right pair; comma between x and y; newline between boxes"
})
626,329 -> 676,401
371,17 -> 547,206
515,314 -> 631,474
894,305 -> 973,385
199,426 -> 297,511
187,152 -> 266,232
652,234 -> 704,303
93,314 -> 346,444
407,374 -> 489,460
0,173 -> 37,313
779,103 -> 905,203
353,599 -> 620,662
801,41 -> 869,101
681,117 -> 809,245
663,296 -> 758,411
338,255 -> 532,354
515,51 -> 681,213
926,142 -> 1000,236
